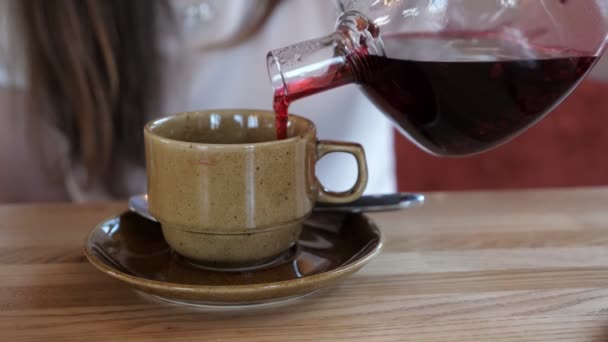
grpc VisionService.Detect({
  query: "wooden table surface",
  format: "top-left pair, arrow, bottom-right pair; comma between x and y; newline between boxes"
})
3,187 -> 608,341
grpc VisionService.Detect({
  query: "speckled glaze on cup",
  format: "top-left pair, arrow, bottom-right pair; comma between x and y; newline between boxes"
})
144,109 -> 368,268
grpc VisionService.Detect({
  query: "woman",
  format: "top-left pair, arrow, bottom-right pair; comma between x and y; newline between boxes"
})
0,0 -> 396,202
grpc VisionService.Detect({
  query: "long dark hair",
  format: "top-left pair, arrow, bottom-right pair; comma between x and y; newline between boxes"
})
16,0 -> 281,196
17,0 -> 170,193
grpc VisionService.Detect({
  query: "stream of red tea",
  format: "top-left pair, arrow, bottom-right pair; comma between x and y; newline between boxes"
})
273,93 -> 289,140
273,75 -> 348,140
272,38 -> 595,154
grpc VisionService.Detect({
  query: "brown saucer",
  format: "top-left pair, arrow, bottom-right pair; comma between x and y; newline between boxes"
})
84,211 -> 383,307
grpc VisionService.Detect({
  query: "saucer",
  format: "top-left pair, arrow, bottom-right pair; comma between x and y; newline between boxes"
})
84,211 -> 383,307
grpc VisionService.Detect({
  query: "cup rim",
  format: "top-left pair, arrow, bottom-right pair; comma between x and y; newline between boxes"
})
144,109 -> 316,148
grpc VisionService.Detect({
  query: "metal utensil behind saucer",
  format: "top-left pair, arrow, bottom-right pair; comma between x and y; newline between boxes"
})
128,192 -> 424,223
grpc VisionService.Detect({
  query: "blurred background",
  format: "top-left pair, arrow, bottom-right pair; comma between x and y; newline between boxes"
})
1,0 -> 608,203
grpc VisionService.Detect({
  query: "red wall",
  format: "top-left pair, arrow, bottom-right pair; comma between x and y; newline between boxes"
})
395,79 -> 608,191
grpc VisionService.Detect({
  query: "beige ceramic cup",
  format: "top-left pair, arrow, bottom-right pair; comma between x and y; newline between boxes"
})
144,109 -> 368,269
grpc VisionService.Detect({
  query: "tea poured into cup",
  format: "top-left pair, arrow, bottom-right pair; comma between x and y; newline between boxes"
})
144,109 -> 368,269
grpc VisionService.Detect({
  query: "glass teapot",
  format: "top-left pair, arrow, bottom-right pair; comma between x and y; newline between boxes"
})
267,0 -> 608,155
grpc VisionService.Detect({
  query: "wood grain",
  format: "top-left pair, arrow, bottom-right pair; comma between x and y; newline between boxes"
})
3,188 -> 608,341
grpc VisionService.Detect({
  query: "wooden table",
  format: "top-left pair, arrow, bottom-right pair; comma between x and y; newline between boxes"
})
3,188 -> 608,341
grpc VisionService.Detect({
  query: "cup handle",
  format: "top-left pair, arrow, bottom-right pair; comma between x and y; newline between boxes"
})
316,140 -> 368,204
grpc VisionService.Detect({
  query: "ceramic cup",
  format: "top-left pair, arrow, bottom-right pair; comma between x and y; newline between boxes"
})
144,109 -> 368,269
